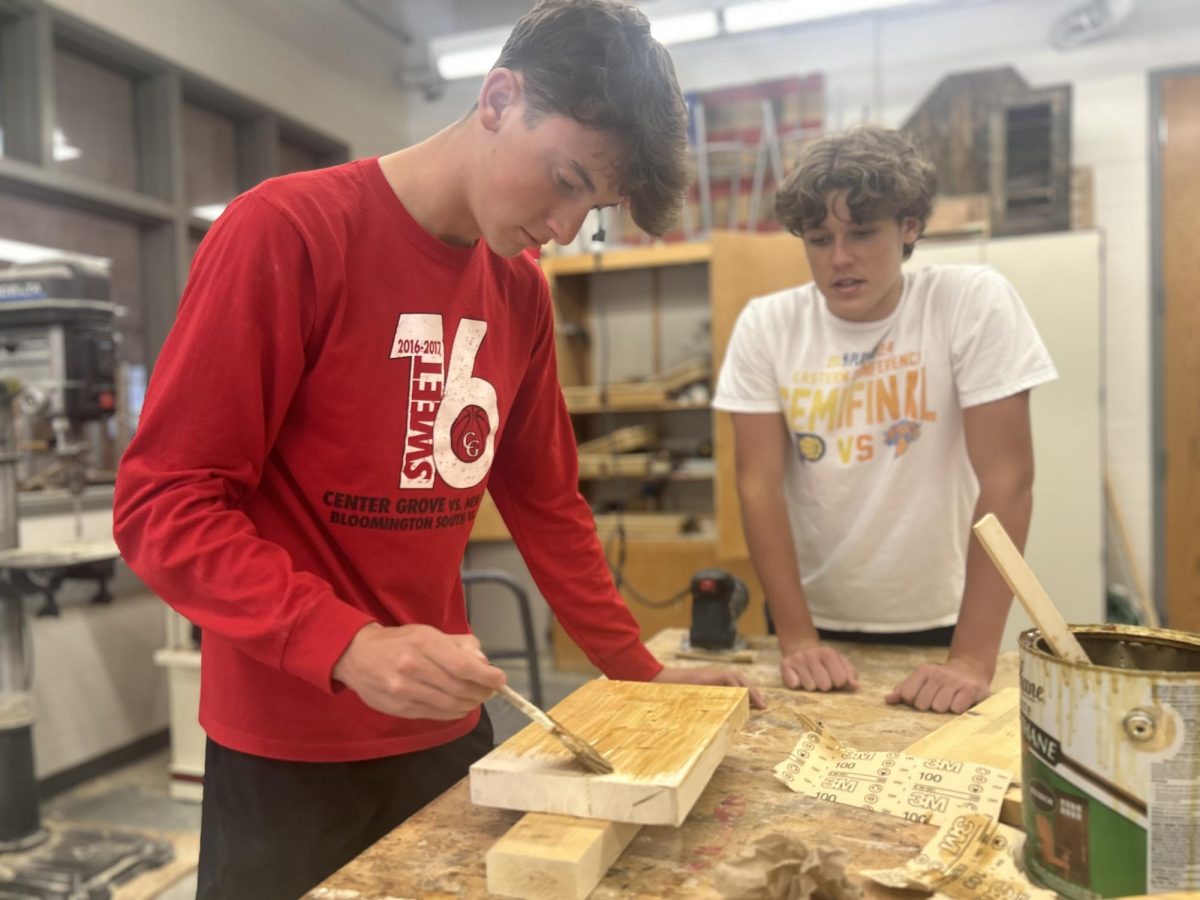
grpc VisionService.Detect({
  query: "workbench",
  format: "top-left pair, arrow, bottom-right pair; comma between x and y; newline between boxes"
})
308,629 -> 1019,898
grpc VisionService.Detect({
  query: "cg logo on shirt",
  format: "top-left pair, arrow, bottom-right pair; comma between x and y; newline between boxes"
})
450,405 -> 490,462
795,432 -> 826,462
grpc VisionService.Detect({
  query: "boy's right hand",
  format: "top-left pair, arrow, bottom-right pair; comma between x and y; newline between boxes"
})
779,640 -> 859,692
332,623 -> 507,720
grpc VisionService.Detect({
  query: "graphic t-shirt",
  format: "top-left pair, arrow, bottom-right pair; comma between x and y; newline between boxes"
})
713,266 -> 1057,630
114,159 -> 661,762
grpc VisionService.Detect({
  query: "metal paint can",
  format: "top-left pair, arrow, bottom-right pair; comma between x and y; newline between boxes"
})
1019,624 -> 1200,897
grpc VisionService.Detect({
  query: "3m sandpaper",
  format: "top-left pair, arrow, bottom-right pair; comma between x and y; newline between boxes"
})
773,714 -> 1012,826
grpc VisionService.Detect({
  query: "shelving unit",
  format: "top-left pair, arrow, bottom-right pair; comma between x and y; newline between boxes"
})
469,232 -> 813,668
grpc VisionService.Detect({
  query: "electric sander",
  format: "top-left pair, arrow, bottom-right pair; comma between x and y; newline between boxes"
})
686,568 -> 749,651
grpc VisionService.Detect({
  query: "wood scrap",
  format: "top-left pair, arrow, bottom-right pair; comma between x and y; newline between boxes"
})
576,424 -> 654,455
652,356 -> 711,395
902,686 -> 1023,826
592,512 -> 693,539
576,452 -> 654,480
559,357 -> 710,412
486,814 -> 641,900
674,646 -> 758,664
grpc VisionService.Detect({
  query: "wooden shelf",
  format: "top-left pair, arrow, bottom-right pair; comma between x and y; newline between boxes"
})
577,458 -> 714,482
541,241 -> 712,277
565,398 -> 710,415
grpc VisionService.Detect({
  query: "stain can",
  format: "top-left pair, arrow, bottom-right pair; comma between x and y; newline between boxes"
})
1019,624 -> 1200,897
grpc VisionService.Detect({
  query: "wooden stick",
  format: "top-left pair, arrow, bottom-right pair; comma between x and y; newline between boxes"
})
972,513 -> 1091,664
496,685 -> 614,775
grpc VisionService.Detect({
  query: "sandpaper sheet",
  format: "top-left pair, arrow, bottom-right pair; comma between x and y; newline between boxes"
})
773,714 -> 1012,826
860,812 -> 1055,899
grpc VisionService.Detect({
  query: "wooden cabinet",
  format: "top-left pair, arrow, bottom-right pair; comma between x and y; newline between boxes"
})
469,232 -> 811,668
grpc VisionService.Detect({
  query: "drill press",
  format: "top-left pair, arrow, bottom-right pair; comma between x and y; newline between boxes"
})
0,259 -> 119,850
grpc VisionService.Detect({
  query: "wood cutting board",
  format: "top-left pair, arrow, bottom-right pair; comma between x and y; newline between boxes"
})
470,679 -> 749,826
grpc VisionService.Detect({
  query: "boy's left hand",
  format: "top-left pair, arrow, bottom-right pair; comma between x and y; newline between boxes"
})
652,666 -> 767,709
884,657 -> 990,714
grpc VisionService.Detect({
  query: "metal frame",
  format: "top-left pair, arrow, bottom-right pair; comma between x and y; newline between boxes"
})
1147,63 -> 1200,629
0,0 -> 350,370
461,569 -> 543,708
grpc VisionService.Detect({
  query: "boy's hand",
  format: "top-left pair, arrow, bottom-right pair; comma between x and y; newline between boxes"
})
652,666 -> 767,709
332,623 -> 506,720
779,641 -> 858,692
885,657 -> 990,714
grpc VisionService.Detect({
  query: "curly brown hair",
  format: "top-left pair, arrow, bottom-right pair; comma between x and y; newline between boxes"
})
493,0 -> 690,237
775,125 -> 937,259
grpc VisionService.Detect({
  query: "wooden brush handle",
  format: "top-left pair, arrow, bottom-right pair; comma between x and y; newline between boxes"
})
497,684 -> 556,731
973,513 -> 1091,664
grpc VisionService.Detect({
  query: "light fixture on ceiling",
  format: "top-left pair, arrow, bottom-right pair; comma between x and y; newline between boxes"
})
427,0 -> 933,83
428,4 -> 720,83
429,25 -> 509,82
0,237 -> 111,269
52,127 -> 81,162
649,9 -> 721,44
724,0 -> 927,33
191,204 -> 228,223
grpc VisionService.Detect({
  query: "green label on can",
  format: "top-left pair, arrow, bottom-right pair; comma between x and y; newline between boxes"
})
1023,751 -> 1147,898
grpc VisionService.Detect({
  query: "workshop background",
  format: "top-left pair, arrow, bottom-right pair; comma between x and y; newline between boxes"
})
1,0 -> 1198,896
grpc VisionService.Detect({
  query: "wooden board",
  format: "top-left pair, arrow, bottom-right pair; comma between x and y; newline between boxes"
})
576,452 -> 654,480
486,814 -> 641,900
576,424 -> 654,455
708,231 -> 812,560
903,686 -> 1023,826
470,679 -> 749,826
468,490 -> 509,541
592,512 -> 695,539
1162,71 -> 1200,633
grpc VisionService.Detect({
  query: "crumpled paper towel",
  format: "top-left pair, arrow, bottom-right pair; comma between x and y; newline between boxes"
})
714,833 -> 863,900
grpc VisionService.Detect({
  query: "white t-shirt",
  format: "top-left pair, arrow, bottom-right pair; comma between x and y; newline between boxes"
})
713,265 -> 1057,631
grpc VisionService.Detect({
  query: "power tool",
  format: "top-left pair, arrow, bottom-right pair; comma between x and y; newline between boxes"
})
687,568 -> 749,651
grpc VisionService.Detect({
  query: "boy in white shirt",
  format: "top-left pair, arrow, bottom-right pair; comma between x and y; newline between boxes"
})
714,125 -> 1056,714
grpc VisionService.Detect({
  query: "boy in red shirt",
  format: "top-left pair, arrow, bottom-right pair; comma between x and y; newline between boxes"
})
114,1 -> 760,896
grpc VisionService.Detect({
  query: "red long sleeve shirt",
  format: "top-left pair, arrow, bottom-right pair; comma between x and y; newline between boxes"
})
114,158 -> 662,761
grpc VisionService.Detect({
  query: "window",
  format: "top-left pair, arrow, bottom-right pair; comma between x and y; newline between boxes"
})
53,44 -> 139,192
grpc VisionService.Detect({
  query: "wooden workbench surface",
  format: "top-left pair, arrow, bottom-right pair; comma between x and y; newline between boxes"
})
308,629 -> 1018,899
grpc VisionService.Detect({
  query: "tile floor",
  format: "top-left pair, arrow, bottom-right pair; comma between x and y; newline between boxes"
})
30,660 -> 589,899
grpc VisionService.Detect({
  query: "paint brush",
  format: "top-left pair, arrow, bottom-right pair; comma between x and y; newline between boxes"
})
495,684 -> 614,775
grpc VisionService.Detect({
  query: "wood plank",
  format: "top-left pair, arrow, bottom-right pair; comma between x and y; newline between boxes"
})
649,356 -> 710,393
1162,72 -> 1200,632
542,241 -> 712,277
576,452 -> 654,479
468,490 -> 509,541
564,396 -> 708,415
708,231 -> 812,561
903,686 -> 1023,826
469,680 -> 749,826
592,512 -> 694,539
486,814 -> 641,900
904,687 -> 1020,769
575,424 -> 654,455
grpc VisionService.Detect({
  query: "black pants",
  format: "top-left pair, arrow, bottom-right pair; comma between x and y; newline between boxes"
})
816,625 -> 956,647
763,605 -> 955,648
196,712 -> 494,900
